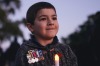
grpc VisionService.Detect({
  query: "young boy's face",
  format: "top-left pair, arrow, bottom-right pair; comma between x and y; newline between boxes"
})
32,8 -> 59,40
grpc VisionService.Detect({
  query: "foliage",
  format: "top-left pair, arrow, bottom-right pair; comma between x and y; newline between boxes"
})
61,11 -> 100,66
62,11 -> 100,50
0,0 -> 24,41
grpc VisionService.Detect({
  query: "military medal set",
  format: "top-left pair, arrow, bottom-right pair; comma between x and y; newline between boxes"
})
26,49 -> 44,64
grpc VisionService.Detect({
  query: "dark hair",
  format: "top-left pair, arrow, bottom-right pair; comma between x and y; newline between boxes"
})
26,2 -> 56,24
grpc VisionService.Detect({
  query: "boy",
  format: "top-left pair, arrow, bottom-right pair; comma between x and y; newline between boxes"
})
15,2 -> 77,66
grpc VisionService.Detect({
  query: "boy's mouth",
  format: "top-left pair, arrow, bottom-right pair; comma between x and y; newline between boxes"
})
46,28 -> 55,30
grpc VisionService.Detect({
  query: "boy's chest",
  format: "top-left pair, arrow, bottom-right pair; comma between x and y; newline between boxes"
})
25,48 -> 66,66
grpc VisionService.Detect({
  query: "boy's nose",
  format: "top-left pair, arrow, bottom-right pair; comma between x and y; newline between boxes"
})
47,19 -> 54,25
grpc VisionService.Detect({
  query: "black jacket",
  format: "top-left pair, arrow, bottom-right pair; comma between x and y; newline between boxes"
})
15,36 -> 78,66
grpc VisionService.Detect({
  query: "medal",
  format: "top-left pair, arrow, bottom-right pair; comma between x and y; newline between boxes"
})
26,49 -> 44,64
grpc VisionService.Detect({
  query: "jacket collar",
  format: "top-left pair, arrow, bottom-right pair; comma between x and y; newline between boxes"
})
26,35 -> 59,51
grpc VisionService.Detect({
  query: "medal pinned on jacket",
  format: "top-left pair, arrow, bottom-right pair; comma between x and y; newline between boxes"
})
26,49 -> 44,64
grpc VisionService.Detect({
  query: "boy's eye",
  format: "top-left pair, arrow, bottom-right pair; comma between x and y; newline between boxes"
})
52,17 -> 57,20
40,18 -> 47,21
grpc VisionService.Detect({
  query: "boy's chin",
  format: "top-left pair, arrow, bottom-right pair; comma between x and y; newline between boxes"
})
45,35 -> 56,40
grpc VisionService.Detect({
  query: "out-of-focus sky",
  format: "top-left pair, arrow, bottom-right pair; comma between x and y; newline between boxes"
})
1,0 -> 100,51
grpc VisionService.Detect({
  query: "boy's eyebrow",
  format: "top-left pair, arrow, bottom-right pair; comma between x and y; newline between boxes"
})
38,15 -> 47,18
38,14 -> 57,18
52,14 -> 57,17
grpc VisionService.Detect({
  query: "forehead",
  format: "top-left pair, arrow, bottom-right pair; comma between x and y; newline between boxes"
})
36,8 -> 56,16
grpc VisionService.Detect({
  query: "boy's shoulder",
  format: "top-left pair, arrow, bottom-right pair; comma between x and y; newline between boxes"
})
57,43 -> 69,48
18,40 -> 33,53
56,43 -> 71,51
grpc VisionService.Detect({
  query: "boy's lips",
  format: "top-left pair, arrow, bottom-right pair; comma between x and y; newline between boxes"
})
46,28 -> 55,30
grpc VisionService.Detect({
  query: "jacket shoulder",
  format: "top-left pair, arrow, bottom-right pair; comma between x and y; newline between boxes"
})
18,40 -> 33,54
57,43 -> 70,50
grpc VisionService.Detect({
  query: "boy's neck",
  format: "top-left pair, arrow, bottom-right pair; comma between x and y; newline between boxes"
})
34,36 -> 54,46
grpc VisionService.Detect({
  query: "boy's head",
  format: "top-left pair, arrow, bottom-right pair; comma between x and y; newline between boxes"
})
26,2 -> 56,24
26,2 -> 59,40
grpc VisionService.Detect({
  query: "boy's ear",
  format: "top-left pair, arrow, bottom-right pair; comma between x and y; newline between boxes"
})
26,23 -> 34,32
